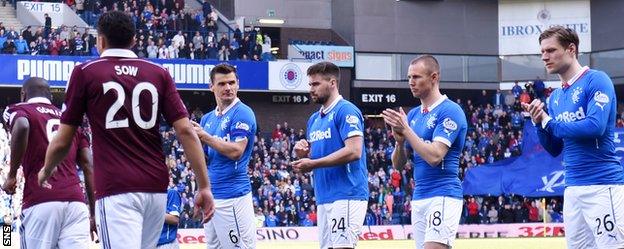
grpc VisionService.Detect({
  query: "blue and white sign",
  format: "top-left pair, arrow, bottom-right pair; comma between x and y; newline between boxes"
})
0,55 -> 268,91
268,60 -> 313,92
288,45 -> 354,67
462,122 -> 624,197
498,0 -> 591,55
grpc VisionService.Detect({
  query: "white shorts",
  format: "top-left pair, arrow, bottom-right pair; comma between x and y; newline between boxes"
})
318,200 -> 367,249
564,185 -> 624,249
20,201 -> 90,249
95,192 -> 166,249
411,197 -> 462,249
203,193 -> 256,249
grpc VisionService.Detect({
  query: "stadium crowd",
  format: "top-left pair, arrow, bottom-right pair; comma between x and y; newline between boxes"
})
0,0 -> 274,61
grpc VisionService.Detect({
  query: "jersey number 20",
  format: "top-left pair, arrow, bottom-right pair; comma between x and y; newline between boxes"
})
103,81 -> 158,130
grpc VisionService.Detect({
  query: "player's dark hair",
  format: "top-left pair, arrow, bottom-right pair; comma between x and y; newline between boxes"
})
209,63 -> 237,82
410,54 -> 440,75
307,61 -> 340,81
22,77 -> 51,100
539,26 -> 579,58
97,11 -> 135,48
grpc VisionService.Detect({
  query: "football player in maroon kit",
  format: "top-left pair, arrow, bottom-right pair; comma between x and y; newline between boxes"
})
39,11 -> 215,248
3,77 -> 97,248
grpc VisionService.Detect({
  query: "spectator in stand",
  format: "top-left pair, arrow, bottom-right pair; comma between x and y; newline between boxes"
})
44,13 -> 52,37
0,29 -> 6,50
487,206 -> 498,224
147,39 -> 158,58
21,26 -> 33,45
75,0 -> 84,15
478,90 -> 489,107
533,76 -> 545,101
59,26 -> 70,41
192,31 -> 203,50
230,38 -> 240,60
493,89 -> 505,107
172,30 -> 185,48
272,124 -> 283,139
202,0 -> 212,18
513,204 -> 528,223
59,40 -> 71,55
14,36 -> 28,54
499,204 -> 514,223
178,43 -> 189,59
512,81 -> 522,98
2,38 -> 15,54
218,45 -> 229,61
196,43 -> 207,59
519,89 -> 531,104
265,211 -> 278,227
134,39 -> 147,58
72,33 -> 85,56
528,201 -> 540,222
466,197 -> 480,224
524,81 -> 535,100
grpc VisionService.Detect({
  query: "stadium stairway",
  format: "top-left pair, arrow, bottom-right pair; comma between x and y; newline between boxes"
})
185,0 -> 238,33
0,3 -> 23,31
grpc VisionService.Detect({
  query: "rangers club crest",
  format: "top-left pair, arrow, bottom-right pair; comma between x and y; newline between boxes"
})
279,63 -> 303,90
572,87 -> 582,104
426,114 -> 437,129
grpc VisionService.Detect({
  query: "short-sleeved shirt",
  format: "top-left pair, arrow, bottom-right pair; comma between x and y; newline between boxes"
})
61,49 -> 188,199
306,96 -> 369,204
4,98 -> 89,209
405,96 -> 467,200
158,188 -> 182,246
199,98 -> 256,199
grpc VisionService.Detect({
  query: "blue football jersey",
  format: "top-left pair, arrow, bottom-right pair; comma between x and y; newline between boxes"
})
158,188 -> 182,246
539,68 -> 624,186
405,96 -> 467,200
307,97 -> 369,204
199,99 -> 257,199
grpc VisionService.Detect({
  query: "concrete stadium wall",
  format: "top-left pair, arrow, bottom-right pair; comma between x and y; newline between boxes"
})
349,0 -> 499,55
590,0 -> 624,51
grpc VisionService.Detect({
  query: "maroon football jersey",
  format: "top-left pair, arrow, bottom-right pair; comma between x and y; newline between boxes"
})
5,98 -> 88,209
60,49 -> 188,199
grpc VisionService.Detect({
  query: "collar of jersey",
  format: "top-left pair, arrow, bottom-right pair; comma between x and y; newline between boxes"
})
421,95 -> 447,113
215,98 -> 240,116
27,97 -> 51,105
320,95 -> 343,115
100,48 -> 138,58
565,66 -> 589,87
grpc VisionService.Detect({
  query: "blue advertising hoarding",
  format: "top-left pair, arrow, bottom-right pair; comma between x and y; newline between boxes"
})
0,55 -> 268,90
